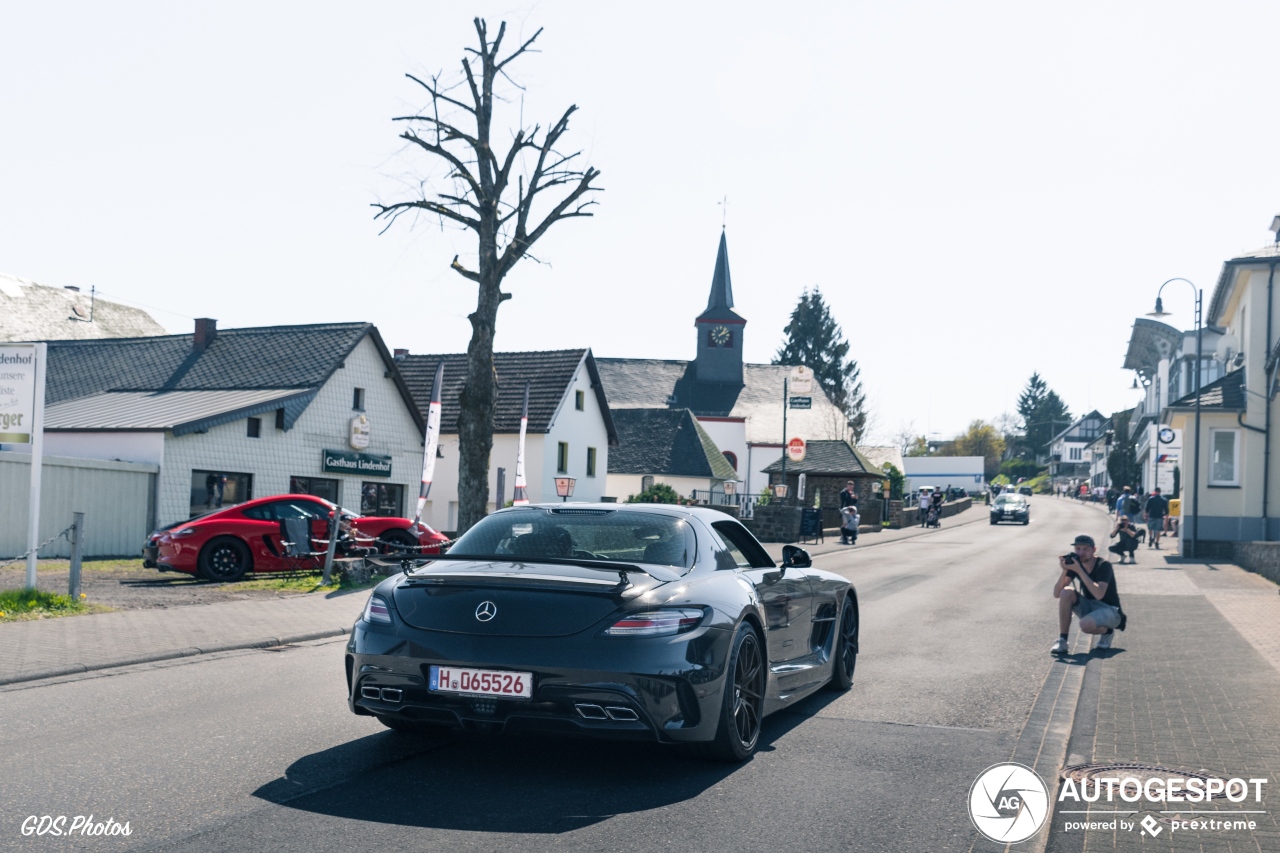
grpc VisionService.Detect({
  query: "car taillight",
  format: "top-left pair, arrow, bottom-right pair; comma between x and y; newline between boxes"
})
172,527 -> 198,538
363,594 -> 392,624
604,608 -> 705,637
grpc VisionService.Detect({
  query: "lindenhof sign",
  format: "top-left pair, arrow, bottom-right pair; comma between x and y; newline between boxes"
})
323,449 -> 392,478
0,346 -> 39,444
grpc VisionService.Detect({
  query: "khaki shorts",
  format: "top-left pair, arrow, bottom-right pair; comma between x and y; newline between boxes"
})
1073,596 -> 1122,629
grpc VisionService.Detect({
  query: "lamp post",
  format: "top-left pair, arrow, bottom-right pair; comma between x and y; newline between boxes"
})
554,476 -> 576,503
1147,278 -> 1202,558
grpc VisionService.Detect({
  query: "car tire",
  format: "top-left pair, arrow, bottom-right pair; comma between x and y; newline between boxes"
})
377,529 -> 418,557
825,595 -> 858,692
376,715 -> 446,735
198,536 -> 251,582
698,622 -> 766,763
1023,519 -> 1030,525
990,518 -> 998,525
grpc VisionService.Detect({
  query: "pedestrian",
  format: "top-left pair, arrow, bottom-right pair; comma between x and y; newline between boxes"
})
1050,534 -> 1126,654
1108,515 -> 1140,564
839,503 -> 859,546
205,472 -> 217,508
1144,487 -> 1169,549
929,487 -> 944,526
839,481 -> 858,545
918,488 -> 931,527
216,473 -> 227,507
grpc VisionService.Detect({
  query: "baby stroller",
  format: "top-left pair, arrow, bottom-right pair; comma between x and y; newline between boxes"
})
926,504 -> 941,528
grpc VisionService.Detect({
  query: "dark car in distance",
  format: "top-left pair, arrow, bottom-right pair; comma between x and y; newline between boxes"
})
346,504 -> 860,762
990,494 -> 1031,525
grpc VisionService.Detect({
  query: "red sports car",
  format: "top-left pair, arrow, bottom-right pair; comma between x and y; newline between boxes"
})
148,495 -> 448,582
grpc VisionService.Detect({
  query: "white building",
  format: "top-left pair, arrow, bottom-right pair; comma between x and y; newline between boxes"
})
396,349 -> 618,532
901,456 -> 985,494
5,320 -> 429,532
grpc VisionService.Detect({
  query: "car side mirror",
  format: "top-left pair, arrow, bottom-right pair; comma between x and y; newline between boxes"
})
781,544 -> 811,569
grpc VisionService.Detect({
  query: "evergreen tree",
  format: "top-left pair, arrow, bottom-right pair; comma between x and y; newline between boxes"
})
773,288 -> 868,440
1107,409 -> 1140,490
1015,373 -> 1072,459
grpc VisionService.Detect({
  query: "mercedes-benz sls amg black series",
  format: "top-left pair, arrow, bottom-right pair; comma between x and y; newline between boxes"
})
346,504 -> 859,761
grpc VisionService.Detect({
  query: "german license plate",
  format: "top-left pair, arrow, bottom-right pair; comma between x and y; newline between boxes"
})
429,665 -> 532,698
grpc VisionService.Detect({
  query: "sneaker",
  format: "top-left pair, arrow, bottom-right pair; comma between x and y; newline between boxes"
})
1096,632 -> 1113,650
1155,541 -> 1161,549
1050,637 -> 1069,655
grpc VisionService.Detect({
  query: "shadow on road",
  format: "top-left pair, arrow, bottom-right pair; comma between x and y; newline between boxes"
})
252,688 -> 845,832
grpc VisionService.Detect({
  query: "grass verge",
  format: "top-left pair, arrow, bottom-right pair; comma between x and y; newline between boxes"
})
0,588 -> 114,623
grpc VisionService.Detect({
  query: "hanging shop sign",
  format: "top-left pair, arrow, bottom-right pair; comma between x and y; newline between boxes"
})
349,414 -> 371,450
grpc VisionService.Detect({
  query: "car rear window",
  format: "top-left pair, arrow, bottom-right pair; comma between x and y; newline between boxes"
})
447,508 -> 698,570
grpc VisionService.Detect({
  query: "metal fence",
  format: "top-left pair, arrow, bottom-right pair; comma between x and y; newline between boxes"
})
689,490 -> 763,519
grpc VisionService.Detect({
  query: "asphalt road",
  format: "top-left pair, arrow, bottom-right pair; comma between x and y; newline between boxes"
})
0,498 -> 1114,853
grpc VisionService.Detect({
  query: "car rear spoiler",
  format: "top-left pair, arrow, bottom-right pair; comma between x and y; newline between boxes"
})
369,552 -> 683,585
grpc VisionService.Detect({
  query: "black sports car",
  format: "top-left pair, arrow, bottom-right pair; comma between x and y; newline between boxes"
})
990,494 -> 1030,525
346,504 -> 859,761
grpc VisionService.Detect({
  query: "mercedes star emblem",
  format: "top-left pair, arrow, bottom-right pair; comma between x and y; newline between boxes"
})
475,600 -> 497,622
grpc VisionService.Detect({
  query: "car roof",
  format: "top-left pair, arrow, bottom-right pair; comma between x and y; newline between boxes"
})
494,502 -> 738,525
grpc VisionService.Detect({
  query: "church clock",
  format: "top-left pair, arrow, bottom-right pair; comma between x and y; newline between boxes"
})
709,325 -> 732,347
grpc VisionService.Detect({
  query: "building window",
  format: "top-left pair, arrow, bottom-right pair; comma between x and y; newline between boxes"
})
575,390 -> 585,411
190,470 -> 253,516
362,482 -> 405,517
1069,447 -> 1082,461
275,408 -> 285,430
723,451 -> 738,471
1209,429 -> 1239,485
586,447 -> 597,477
353,388 -> 365,411
247,417 -> 261,438
290,476 -> 339,504
642,475 -> 654,492
557,442 -> 569,473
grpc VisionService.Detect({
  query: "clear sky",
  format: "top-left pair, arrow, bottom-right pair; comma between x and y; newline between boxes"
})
4,2 -> 1280,443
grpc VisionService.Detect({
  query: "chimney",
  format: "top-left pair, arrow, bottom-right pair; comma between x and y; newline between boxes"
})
393,348 -> 408,358
194,318 -> 217,352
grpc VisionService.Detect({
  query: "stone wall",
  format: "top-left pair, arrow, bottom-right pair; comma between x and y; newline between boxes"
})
1227,541 -> 1280,586
743,504 -> 803,543
897,497 -> 972,528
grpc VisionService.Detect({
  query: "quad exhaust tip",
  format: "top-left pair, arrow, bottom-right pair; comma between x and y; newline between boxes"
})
605,706 -> 639,721
360,686 -> 403,703
574,703 -> 609,719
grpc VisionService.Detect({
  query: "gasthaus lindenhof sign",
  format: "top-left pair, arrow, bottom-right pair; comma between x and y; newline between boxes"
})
323,449 -> 392,477
0,345 -> 39,443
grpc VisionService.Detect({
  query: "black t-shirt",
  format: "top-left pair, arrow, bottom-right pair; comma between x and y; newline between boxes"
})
1145,495 -> 1167,518
840,489 -> 858,508
1074,558 -> 1120,608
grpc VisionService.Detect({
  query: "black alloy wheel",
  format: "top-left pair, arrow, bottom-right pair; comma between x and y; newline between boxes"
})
377,529 -> 417,556
702,623 -> 766,762
198,536 -> 251,582
826,597 -> 858,691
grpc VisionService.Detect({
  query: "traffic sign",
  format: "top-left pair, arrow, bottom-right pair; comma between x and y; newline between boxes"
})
787,437 -> 806,462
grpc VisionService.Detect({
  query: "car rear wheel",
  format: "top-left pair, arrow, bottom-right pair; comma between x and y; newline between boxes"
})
700,622 -> 765,762
198,536 -> 251,582
377,529 -> 418,557
826,596 -> 858,692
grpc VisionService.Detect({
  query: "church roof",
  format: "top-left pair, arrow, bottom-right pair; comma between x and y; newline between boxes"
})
696,231 -> 745,324
609,408 -> 737,479
595,358 -> 849,445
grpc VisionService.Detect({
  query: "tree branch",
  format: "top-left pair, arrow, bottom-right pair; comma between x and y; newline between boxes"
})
372,199 -> 479,232
495,26 -> 542,70
399,131 -> 482,198
404,73 -> 475,115
451,254 -> 481,282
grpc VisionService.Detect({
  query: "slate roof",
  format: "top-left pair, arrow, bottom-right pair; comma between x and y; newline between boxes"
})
38,322 -> 423,434
1,273 -> 167,342
761,440 -> 883,477
1050,410 -> 1106,445
397,349 -> 618,443
1164,368 -> 1245,412
596,359 -> 849,445
609,409 -> 738,479
697,232 -> 745,324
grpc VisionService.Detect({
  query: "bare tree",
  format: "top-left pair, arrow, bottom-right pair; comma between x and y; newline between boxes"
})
892,420 -> 918,458
374,19 -> 601,534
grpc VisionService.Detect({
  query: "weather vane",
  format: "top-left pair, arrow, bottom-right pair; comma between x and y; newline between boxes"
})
719,195 -> 728,230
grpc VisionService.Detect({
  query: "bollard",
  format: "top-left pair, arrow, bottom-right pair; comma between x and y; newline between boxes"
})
69,512 -> 84,601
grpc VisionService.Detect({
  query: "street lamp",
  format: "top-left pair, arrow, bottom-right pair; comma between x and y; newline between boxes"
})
1147,278 -> 1202,558
554,476 -> 576,502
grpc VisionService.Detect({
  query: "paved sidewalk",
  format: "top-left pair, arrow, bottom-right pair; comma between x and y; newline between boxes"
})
0,590 -> 366,685
1043,550 -> 1280,852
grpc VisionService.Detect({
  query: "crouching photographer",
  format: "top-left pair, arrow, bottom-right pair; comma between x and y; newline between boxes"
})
1051,534 -> 1127,655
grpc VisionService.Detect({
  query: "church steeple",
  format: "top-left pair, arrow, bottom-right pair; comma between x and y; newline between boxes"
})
694,230 -> 746,384
705,230 -> 734,313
